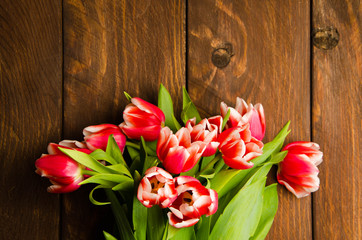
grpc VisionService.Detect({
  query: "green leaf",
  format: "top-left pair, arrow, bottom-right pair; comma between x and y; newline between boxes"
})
200,155 -> 215,170
210,121 -> 291,199
147,206 -> 166,240
172,114 -> 182,130
105,189 -> 135,240
158,83 -> 179,132
145,140 -> 158,156
112,181 -> 134,191
106,135 -> 127,166
250,184 -> 278,240
81,174 -> 133,185
124,91 -> 132,101
209,178 -> 266,240
90,149 -> 118,165
221,109 -> 230,130
89,185 -> 110,205
133,171 -> 148,240
140,137 -> 159,174
269,151 -> 288,164
167,224 -> 196,240
182,87 -> 201,124
106,163 -> 132,178
103,231 -> 118,240
196,215 -> 210,240
59,148 -> 116,174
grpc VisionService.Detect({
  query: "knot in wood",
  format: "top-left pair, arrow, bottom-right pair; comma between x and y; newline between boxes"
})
212,43 -> 234,68
312,27 -> 339,50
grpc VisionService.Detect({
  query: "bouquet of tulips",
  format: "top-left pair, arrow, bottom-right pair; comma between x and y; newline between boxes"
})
35,84 -> 323,240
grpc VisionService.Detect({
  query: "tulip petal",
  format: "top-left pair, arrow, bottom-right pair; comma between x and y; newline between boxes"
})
131,97 -> 165,123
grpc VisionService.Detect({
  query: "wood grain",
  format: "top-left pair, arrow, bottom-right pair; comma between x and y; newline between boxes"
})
0,0 -> 62,239
188,0 -> 312,239
312,0 -> 361,239
63,0 -> 185,238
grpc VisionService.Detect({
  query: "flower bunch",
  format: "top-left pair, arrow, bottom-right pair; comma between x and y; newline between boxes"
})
35,84 -> 323,240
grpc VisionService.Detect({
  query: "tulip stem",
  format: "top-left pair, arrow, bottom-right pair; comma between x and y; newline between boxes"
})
81,169 -> 99,176
196,154 -> 222,178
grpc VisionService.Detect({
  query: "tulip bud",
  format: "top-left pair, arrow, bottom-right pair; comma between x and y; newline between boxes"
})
221,97 -> 265,141
186,116 -> 222,157
277,141 -> 323,198
137,167 -> 178,208
35,143 -> 91,193
218,125 -> 263,169
167,176 -> 218,228
157,127 -> 206,174
120,97 -> 165,141
83,124 -> 126,152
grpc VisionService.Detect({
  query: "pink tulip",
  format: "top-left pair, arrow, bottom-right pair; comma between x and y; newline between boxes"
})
35,143 -> 91,193
186,116 -> 223,157
137,167 -> 178,208
83,124 -> 126,152
120,97 -> 165,141
167,176 -> 218,228
218,125 -> 263,169
277,141 -> 323,198
221,97 -> 265,140
156,127 -> 207,174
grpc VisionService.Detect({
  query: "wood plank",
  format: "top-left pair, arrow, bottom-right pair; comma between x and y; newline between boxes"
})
0,0 -> 62,239
312,0 -> 361,239
63,0 -> 185,238
188,0 -> 311,239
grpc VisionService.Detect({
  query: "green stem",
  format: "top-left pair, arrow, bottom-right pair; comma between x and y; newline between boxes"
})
81,169 -> 99,176
196,154 -> 222,178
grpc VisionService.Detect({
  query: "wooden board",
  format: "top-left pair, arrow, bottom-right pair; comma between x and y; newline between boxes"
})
312,0 -> 361,239
188,0 -> 312,239
0,0 -> 62,239
63,0 -> 185,238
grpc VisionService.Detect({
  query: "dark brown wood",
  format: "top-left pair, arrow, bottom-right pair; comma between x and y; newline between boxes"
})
188,0 -> 312,239
0,0 -> 62,239
63,0 -> 185,238
312,0 -> 361,239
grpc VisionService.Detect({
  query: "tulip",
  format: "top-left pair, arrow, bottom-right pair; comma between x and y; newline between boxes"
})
218,125 -> 263,169
137,167 -> 178,208
157,127 -> 207,174
167,176 -> 218,228
186,116 -> 223,157
35,143 -> 91,193
221,97 -> 265,141
83,124 -> 126,152
120,97 -> 165,141
277,141 -> 323,198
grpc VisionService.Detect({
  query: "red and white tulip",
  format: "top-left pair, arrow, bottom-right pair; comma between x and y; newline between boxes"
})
218,125 -> 263,169
157,127 -> 207,174
35,143 -> 91,193
120,97 -> 165,141
83,124 -> 126,152
221,97 -> 265,141
277,141 -> 323,198
186,116 -> 223,157
137,167 -> 178,208
168,176 -> 218,228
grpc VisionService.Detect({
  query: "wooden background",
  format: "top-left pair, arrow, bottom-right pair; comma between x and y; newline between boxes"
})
0,0 -> 360,239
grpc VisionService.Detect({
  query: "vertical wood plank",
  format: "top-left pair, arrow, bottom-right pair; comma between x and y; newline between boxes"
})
0,0 -> 62,239
312,0 -> 361,239
188,0 -> 311,239
63,0 -> 185,238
